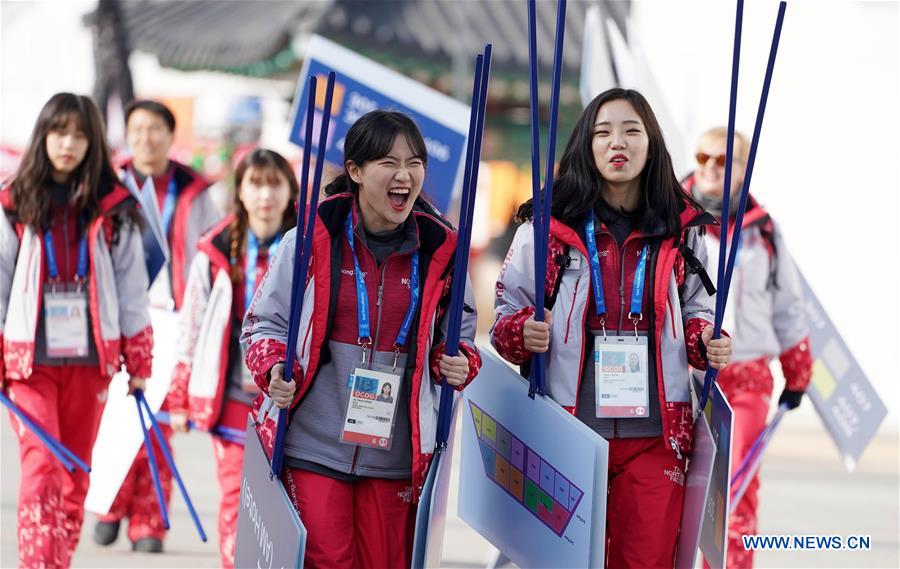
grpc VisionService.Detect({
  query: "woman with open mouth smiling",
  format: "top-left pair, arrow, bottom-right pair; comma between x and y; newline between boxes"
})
241,110 -> 482,569
492,88 -> 732,568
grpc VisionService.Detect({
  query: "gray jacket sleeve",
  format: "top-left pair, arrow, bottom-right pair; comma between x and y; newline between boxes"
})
490,222 -> 537,339
679,227 -> 717,324
769,222 -> 809,351
0,208 -> 18,338
436,274 -> 478,351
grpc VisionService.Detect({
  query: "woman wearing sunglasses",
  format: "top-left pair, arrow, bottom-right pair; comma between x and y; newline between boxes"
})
684,127 -> 812,568
492,88 -> 732,568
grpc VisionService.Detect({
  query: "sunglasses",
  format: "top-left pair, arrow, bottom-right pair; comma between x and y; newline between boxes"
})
695,152 -> 729,167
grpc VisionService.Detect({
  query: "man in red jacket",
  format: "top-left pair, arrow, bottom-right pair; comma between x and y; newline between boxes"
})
93,99 -> 221,553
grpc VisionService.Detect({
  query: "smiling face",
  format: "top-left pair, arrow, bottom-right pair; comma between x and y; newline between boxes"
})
45,114 -> 89,183
348,135 -> 424,233
693,134 -> 746,198
126,108 -> 174,175
591,99 -> 650,190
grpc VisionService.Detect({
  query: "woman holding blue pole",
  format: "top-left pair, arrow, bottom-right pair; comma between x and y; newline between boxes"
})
491,88 -> 732,567
166,148 -> 298,569
241,110 -> 482,569
0,93 -> 152,568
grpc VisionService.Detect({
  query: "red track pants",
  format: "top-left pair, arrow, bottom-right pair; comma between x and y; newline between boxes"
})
281,467 -> 416,569
97,401 -> 173,542
720,363 -> 772,569
606,437 -> 687,569
7,365 -> 109,569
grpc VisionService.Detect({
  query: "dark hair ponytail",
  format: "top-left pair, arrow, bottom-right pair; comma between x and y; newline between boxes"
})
324,110 -> 428,197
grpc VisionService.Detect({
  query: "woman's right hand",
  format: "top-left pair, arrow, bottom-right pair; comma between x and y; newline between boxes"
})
268,363 -> 296,409
170,411 -> 190,434
523,309 -> 553,353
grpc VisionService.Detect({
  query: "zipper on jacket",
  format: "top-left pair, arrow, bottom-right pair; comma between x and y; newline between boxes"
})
351,256 -> 388,476
669,436 -> 683,460
63,205 -> 71,286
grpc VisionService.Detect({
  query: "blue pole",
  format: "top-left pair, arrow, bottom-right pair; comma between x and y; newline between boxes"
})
699,0 -> 744,411
137,392 -> 207,542
0,392 -> 77,472
527,0 -> 545,399
721,2 -> 787,307
134,391 -> 170,530
538,0 -> 567,396
437,46 -> 493,447
271,71 -> 337,479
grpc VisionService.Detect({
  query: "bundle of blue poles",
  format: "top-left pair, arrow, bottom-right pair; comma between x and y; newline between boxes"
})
528,0 -> 567,399
133,389 -> 207,542
698,0 -> 787,411
435,42 -> 492,448
270,70 -> 337,479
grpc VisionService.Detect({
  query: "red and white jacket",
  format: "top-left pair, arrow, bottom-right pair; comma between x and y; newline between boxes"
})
0,184 -> 153,381
120,159 -> 220,310
491,202 -> 718,455
684,175 -> 813,395
241,193 -> 482,497
167,214 -> 277,431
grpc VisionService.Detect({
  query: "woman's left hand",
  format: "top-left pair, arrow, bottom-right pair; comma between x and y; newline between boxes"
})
438,354 -> 470,387
701,325 -> 732,370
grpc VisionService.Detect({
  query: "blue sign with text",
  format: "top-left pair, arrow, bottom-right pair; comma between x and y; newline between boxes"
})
290,36 -> 470,213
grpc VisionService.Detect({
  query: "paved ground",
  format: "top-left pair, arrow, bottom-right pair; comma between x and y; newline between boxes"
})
2,404 -> 897,568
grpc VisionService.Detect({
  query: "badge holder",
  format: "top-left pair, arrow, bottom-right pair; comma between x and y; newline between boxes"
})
44,275 -> 90,358
593,313 -> 650,419
340,339 -> 404,451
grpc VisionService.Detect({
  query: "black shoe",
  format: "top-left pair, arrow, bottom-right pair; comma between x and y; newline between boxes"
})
92,521 -> 120,546
132,537 -> 164,553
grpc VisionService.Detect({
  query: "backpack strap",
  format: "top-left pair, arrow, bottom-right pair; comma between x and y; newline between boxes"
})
678,241 -> 717,296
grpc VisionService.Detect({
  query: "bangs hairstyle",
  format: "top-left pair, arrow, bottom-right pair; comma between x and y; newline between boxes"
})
323,110 -> 428,196
517,88 -> 702,237
229,148 -> 299,283
8,92 -> 117,231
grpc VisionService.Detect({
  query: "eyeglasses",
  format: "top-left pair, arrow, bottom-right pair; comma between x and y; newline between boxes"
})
695,152 -> 728,167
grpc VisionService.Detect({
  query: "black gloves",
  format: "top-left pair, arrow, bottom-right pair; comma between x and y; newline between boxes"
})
778,389 -> 804,410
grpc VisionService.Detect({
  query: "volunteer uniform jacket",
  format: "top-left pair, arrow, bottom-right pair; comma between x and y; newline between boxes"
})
491,201 -> 717,456
0,184 -> 153,381
241,193 -> 482,497
120,158 -> 219,309
167,214 -> 276,431
684,175 -> 812,393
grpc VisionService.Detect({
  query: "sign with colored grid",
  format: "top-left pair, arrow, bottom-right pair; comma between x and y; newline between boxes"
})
458,350 -> 608,568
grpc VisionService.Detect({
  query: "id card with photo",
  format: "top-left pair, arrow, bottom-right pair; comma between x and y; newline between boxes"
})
44,291 -> 89,358
340,364 -> 403,451
594,335 -> 649,418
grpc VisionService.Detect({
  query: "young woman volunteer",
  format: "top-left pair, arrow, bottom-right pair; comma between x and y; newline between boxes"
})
0,93 -> 153,568
241,110 -> 482,569
166,148 -> 298,569
491,88 -> 733,568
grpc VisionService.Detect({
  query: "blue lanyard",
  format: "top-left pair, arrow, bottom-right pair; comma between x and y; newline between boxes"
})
584,214 -> 650,328
343,214 -> 420,353
44,230 -> 88,284
160,176 -> 178,237
244,231 -> 281,310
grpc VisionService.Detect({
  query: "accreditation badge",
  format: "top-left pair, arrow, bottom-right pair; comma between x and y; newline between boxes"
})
340,363 -> 403,451
594,335 -> 650,418
44,290 -> 89,358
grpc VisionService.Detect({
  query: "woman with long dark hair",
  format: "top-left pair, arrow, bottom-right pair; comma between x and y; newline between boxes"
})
492,88 -> 732,568
166,148 -> 298,569
0,93 -> 152,568
242,110 -> 482,568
